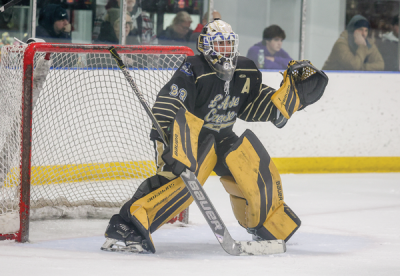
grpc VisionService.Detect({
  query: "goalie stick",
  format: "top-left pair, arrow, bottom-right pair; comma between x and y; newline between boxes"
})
108,46 -> 286,256
0,0 -> 22,12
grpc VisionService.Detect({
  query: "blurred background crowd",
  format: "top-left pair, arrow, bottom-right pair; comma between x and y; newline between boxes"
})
1,0 -> 400,71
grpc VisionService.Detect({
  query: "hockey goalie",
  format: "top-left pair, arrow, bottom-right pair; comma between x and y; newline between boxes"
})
101,19 -> 328,253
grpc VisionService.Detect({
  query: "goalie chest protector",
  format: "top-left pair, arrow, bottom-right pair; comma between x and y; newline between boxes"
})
155,54 -> 263,139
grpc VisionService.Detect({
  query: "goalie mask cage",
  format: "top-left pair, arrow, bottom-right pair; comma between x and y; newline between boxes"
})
0,43 -> 193,242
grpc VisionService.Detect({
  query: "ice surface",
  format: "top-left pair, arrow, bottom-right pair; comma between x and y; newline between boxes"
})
1,174 -> 399,276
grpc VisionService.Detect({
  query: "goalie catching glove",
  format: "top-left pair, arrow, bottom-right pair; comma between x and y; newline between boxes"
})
271,60 -> 328,119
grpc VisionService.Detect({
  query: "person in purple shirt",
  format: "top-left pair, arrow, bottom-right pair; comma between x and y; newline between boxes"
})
246,25 -> 292,69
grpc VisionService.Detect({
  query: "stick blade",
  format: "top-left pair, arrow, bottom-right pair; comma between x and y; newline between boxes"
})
235,240 -> 286,256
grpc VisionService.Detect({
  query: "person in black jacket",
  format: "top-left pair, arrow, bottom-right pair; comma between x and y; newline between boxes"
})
36,4 -> 71,43
96,8 -> 120,44
157,11 -> 196,51
376,15 -> 399,71
96,9 -> 139,45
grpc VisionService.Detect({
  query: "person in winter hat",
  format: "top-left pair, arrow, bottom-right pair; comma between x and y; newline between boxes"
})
323,14 -> 383,71
36,4 -> 71,43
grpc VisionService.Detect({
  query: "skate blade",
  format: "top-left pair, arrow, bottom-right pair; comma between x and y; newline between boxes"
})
101,238 -> 145,253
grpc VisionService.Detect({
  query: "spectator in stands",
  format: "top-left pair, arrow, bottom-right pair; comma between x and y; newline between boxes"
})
105,0 -> 119,10
114,16 -> 139,45
128,0 -> 157,45
99,0 -> 156,45
323,15 -> 384,71
96,9 -> 138,45
376,15 -> 399,71
96,8 -> 120,44
36,4 -> 71,43
246,25 -> 292,69
157,11 -> 195,50
128,0 -> 139,35
190,10 -> 221,41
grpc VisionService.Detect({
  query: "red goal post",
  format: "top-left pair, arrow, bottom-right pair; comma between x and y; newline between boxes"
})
0,43 -> 194,242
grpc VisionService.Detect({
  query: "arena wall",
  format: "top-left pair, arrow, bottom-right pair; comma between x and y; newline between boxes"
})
233,71 -> 400,173
8,70 -> 398,179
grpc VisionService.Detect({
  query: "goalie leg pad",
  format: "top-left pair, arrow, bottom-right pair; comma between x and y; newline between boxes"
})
121,134 -> 217,253
223,129 -> 278,229
222,129 -> 301,241
256,203 -> 301,242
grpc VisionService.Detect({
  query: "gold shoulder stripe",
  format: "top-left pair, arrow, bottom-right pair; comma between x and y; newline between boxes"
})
254,88 -> 274,121
158,96 -> 187,109
253,93 -> 269,118
260,86 -> 271,92
195,72 -> 216,83
157,96 -> 181,102
261,89 -> 274,97
153,113 -> 175,120
258,101 -> 273,121
153,107 -> 178,114
240,102 -> 252,114
153,101 -> 182,110
152,126 -> 169,130
244,103 -> 255,121
244,89 -> 263,121
235,69 -> 258,72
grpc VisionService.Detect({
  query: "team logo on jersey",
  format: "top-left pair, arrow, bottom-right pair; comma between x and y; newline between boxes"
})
180,62 -> 193,76
239,74 -> 246,78
204,94 -> 240,132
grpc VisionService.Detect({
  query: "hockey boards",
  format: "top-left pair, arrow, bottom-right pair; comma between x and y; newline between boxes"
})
108,46 -> 286,256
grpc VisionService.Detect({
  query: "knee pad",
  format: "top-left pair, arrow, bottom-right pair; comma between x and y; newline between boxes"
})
123,134 -> 217,253
221,129 -> 301,242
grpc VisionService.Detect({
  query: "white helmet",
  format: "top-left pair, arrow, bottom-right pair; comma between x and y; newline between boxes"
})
197,19 -> 239,81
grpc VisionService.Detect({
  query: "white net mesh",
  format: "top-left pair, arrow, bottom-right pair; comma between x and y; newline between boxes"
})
0,45 -> 187,234
0,46 -> 24,234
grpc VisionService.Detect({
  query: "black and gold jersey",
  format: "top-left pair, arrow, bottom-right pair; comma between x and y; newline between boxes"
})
150,54 -> 286,142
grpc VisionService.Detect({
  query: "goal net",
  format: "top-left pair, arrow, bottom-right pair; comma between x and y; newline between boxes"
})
0,43 -> 193,242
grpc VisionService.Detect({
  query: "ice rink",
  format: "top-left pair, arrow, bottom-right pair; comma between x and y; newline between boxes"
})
1,173 -> 399,276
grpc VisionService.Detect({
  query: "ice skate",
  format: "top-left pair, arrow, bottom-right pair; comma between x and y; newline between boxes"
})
101,214 -> 150,253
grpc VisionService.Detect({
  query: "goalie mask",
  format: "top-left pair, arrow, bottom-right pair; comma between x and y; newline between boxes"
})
197,19 -> 239,81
